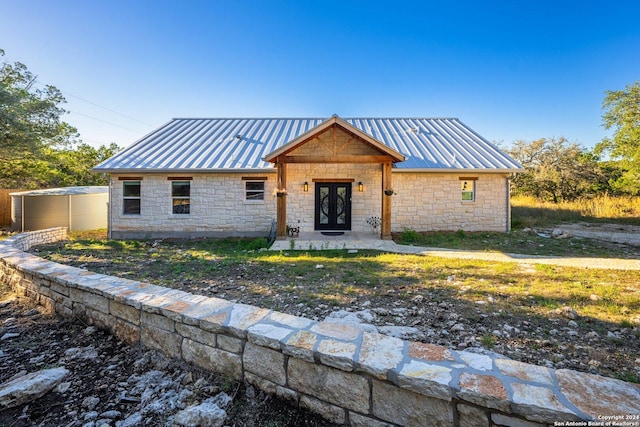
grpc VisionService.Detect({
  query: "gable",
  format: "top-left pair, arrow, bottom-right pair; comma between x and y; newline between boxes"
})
288,126 -> 382,157
263,116 -> 405,164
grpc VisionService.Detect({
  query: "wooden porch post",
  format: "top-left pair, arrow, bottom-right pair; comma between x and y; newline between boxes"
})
381,161 -> 392,240
276,160 -> 287,240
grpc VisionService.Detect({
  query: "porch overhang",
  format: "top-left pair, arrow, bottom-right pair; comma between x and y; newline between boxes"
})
264,115 -> 405,241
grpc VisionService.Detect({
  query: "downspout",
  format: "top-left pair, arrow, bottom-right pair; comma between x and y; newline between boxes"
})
21,195 -> 24,232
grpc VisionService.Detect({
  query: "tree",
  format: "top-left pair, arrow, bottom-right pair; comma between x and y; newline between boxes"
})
0,49 -> 121,189
0,142 -> 121,189
507,137 -> 608,202
47,143 -> 121,187
0,49 -> 79,161
595,81 -> 640,195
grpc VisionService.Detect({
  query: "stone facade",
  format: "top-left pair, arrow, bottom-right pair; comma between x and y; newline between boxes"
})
2,228 -> 639,427
109,173 -> 277,239
109,170 -> 510,238
392,172 -> 510,233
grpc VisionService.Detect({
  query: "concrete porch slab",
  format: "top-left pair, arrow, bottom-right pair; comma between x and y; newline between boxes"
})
269,231 -> 390,251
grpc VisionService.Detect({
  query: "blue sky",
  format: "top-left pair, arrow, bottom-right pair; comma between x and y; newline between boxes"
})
2,0 -> 639,150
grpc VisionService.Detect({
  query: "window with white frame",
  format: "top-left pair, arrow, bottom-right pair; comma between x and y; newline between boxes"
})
460,178 -> 476,201
171,180 -> 191,214
122,181 -> 141,215
245,180 -> 265,201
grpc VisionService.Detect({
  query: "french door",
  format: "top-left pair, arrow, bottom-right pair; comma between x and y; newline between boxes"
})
314,183 -> 352,230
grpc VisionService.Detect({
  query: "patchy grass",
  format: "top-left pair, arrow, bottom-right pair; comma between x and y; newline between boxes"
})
35,235 -> 640,329
394,228 -> 640,258
29,232 -> 640,381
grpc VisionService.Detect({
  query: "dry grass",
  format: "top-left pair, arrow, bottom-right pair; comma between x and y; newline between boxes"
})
511,195 -> 640,228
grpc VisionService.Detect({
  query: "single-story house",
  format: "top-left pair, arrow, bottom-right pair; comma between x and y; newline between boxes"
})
93,115 -> 523,240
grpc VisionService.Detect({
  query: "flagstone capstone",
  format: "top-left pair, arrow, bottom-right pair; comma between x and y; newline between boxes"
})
225,304 -> 270,338
496,359 -> 555,385
267,311 -> 314,329
407,342 -> 455,361
457,351 -> 494,371
510,382 -> 580,422
457,372 -> 510,412
316,339 -> 357,371
283,330 -> 316,362
246,323 -> 294,349
180,298 -> 233,326
357,332 -> 405,379
397,360 -> 452,400
555,369 -> 640,418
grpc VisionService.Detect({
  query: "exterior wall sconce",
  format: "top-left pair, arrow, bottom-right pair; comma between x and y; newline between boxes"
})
358,182 -> 363,192
303,182 -> 308,192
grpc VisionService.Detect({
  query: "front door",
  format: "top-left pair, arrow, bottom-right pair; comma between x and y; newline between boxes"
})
315,183 -> 352,230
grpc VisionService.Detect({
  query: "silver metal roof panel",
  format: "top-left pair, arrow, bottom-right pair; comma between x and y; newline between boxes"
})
94,117 -> 523,172
10,186 -> 109,196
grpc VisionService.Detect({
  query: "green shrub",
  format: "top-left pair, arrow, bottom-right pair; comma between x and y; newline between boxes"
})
245,237 -> 268,251
400,228 -> 420,243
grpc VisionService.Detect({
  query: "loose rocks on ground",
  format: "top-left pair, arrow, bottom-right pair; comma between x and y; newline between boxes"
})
0,292 -> 337,427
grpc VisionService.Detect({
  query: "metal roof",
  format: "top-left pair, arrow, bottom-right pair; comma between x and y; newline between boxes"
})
94,117 -> 523,172
10,186 -> 109,196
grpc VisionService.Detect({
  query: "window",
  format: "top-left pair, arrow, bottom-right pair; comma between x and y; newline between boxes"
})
245,181 -> 265,201
123,181 -> 141,214
171,181 -> 191,214
461,179 -> 475,201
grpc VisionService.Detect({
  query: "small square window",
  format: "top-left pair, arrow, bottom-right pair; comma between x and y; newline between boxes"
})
172,181 -> 190,214
461,180 -> 475,201
245,181 -> 265,201
123,181 -> 141,215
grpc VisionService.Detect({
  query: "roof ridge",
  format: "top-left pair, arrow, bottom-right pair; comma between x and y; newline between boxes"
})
169,117 -> 461,120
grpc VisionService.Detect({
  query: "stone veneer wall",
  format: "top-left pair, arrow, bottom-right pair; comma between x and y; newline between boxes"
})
109,173 -> 278,239
3,228 -> 639,427
391,172 -> 511,233
109,170 -> 511,238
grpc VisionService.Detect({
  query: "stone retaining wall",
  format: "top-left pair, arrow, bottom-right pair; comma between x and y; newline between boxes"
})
1,228 -> 639,427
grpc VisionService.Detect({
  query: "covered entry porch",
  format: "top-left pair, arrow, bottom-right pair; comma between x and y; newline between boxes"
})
264,116 -> 405,241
